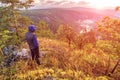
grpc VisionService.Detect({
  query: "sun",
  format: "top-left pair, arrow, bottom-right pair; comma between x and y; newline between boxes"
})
88,0 -> 108,9
88,0 -> 120,9
93,5 -> 107,9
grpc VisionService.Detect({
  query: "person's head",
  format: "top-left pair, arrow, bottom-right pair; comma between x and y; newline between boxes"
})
28,25 -> 36,32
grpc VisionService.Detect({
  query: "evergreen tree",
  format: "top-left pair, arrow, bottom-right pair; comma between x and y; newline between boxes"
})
36,20 -> 54,38
0,0 -> 33,45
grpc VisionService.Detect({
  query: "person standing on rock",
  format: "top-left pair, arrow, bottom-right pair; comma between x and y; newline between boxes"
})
24,25 -> 40,65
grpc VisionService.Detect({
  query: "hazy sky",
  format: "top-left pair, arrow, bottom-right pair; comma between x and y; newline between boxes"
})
32,0 -> 120,9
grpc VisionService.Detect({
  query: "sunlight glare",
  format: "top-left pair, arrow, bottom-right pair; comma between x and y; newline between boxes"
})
87,0 -> 120,9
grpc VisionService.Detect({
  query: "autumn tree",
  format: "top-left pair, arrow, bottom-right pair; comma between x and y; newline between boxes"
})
74,29 -> 96,49
96,16 -> 120,56
115,6 -> 120,11
56,24 -> 76,47
95,16 -> 120,77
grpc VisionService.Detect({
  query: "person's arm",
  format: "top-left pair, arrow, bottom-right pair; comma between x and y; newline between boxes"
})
33,35 -> 39,47
22,33 -> 27,42
22,35 -> 27,42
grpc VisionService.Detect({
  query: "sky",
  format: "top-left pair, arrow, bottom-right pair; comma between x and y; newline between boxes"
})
31,0 -> 120,9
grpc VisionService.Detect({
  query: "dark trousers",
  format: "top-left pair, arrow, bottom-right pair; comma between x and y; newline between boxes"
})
30,47 -> 40,65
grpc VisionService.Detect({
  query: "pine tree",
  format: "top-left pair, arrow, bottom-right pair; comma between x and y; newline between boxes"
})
0,0 -> 33,45
36,20 -> 54,38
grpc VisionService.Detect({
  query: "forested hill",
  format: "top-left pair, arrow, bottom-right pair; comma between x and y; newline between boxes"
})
22,7 -> 119,32
1,3 -> 120,79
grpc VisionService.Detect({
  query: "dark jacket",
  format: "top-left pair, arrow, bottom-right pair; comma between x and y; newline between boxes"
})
25,25 -> 39,49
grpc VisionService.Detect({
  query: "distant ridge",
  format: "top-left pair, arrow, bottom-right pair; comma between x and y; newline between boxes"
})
22,7 -> 119,32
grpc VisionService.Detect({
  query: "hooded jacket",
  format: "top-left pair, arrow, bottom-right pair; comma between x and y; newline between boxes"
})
25,25 -> 39,49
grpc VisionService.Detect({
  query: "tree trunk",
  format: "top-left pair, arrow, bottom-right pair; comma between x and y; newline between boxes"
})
105,57 -> 110,75
0,48 -> 3,55
11,2 -> 20,45
111,58 -> 120,74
